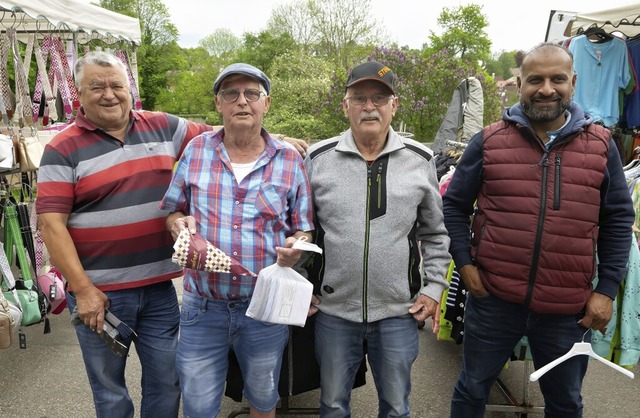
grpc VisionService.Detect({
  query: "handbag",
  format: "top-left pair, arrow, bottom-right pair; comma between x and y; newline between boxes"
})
18,130 -> 45,172
3,280 -> 40,326
0,242 -> 23,335
0,291 -> 17,349
3,205 -> 48,327
0,133 -> 17,172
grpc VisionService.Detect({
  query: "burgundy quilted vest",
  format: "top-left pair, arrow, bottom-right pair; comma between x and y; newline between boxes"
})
471,121 -> 609,314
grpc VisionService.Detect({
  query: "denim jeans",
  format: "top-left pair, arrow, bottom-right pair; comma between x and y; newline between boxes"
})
450,293 -> 590,418
67,280 -> 180,418
315,311 -> 419,418
177,291 -> 289,418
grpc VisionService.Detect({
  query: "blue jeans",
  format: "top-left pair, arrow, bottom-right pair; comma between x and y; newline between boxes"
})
315,311 -> 419,418
67,280 -> 180,418
177,291 -> 289,418
450,293 -> 590,418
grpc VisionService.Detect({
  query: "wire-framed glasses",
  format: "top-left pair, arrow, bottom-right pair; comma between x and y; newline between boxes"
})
219,88 -> 265,103
345,94 -> 394,107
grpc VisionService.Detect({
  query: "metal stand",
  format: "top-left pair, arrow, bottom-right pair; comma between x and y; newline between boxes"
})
485,361 -> 545,417
227,397 -> 319,417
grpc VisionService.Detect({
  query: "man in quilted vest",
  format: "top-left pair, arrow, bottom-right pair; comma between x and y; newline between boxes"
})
443,43 -> 634,417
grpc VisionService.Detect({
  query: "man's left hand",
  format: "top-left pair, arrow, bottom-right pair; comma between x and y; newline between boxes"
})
275,236 -> 303,267
409,294 -> 439,324
579,292 -> 614,334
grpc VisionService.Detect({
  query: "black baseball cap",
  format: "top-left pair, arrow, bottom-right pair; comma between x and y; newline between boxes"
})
346,61 -> 395,94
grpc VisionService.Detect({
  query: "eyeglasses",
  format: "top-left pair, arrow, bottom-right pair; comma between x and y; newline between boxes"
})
218,88 -> 265,103
345,94 -> 394,107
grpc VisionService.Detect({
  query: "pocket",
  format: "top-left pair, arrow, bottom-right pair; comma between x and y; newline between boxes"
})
144,141 -> 174,173
254,184 -> 287,220
179,296 -> 204,326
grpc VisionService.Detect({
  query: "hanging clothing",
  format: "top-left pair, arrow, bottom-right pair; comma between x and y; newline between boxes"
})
432,77 -> 483,153
569,34 -> 631,127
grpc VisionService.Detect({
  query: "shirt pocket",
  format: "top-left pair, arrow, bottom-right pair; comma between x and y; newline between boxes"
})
144,141 -> 174,173
254,184 -> 288,220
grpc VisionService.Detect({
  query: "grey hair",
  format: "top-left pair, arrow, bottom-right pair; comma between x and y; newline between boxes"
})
74,51 -> 130,91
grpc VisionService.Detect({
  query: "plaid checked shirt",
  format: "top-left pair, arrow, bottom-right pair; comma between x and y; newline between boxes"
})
160,128 -> 313,300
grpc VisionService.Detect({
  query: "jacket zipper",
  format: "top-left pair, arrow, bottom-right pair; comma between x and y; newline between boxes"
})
553,154 -> 562,210
524,152 -> 549,307
363,164 -> 372,322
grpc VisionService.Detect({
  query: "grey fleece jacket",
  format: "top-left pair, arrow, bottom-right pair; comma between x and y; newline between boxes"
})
305,128 -> 451,323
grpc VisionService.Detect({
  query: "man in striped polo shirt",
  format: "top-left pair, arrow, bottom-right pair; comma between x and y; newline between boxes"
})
36,51 -> 213,418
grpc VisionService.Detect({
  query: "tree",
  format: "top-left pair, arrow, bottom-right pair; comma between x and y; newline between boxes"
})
99,0 -> 179,109
267,51 -> 337,140
310,0 -> 381,67
199,29 -> 242,57
267,0 -> 382,68
267,0 -> 316,49
426,4 -> 491,65
234,31 -> 299,76
486,51 -> 517,80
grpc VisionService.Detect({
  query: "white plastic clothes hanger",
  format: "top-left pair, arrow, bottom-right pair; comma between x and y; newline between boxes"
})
529,329 -> 635,382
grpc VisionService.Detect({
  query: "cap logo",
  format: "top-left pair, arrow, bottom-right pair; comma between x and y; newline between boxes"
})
378,66 -> 391,77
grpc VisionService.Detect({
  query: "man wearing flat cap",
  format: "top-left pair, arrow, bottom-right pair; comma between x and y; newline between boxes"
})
304,61 -> 451,417
161,62 -> 313,418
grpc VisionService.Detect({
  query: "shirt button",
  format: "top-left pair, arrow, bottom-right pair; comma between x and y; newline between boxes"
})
233,251 -> 238,256
233,225 -> 238,229
232,276 -> 237,281
235,201 -> 240,205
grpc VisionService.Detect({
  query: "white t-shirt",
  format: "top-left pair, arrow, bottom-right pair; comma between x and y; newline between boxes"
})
231,160 -> 257,184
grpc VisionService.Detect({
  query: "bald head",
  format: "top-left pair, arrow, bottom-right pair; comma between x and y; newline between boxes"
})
522,43 -> 574,73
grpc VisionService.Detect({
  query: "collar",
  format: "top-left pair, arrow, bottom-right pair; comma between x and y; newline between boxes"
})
335,127 -> 405,158
74,107 -> 138,132
210,127 -> 286,159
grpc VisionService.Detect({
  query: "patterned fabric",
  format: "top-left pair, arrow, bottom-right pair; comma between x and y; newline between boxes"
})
32,35 -> 58,123
160,128 -> 313,300
172,228 -> 255,276
115,50 -> 142,110
0,33 -> 13,123
8,28 -> 34,126
35,109 -> 211,291
46,36 -> 72,121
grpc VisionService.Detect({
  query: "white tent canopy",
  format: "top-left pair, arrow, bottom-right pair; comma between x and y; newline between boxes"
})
567,3 -> 640,38
0,0 -> 141,45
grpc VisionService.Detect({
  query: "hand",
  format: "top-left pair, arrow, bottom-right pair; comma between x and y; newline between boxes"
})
308,295 -> 320,316
74,285 -> 109,333
458,264 -> 489,298
275,236 -> 303,267
579,292 -> 614,334
409,294 -> 439,323
280,136 -> 309,157
169,215 -> 196,240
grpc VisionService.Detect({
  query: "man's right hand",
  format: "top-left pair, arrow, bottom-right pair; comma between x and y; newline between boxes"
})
74,285 -> 110,333
458,264 -> 489,298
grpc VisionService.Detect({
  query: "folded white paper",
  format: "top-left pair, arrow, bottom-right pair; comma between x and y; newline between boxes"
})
246,263 -> 313,327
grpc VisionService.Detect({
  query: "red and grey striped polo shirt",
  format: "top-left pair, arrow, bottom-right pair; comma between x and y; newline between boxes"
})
36,109 -> 211,291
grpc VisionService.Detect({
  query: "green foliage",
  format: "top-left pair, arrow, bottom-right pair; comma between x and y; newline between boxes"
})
485,50 -> 517,80
266,51 -> 339,140
235,32 -> 299,75
425,4 -> 491,66
199,29 -> 242,57
99,0 -> 178,109
98,0 -> 504,144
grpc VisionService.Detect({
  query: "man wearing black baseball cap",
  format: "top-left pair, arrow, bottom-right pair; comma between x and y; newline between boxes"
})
305,61 -> 451,416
